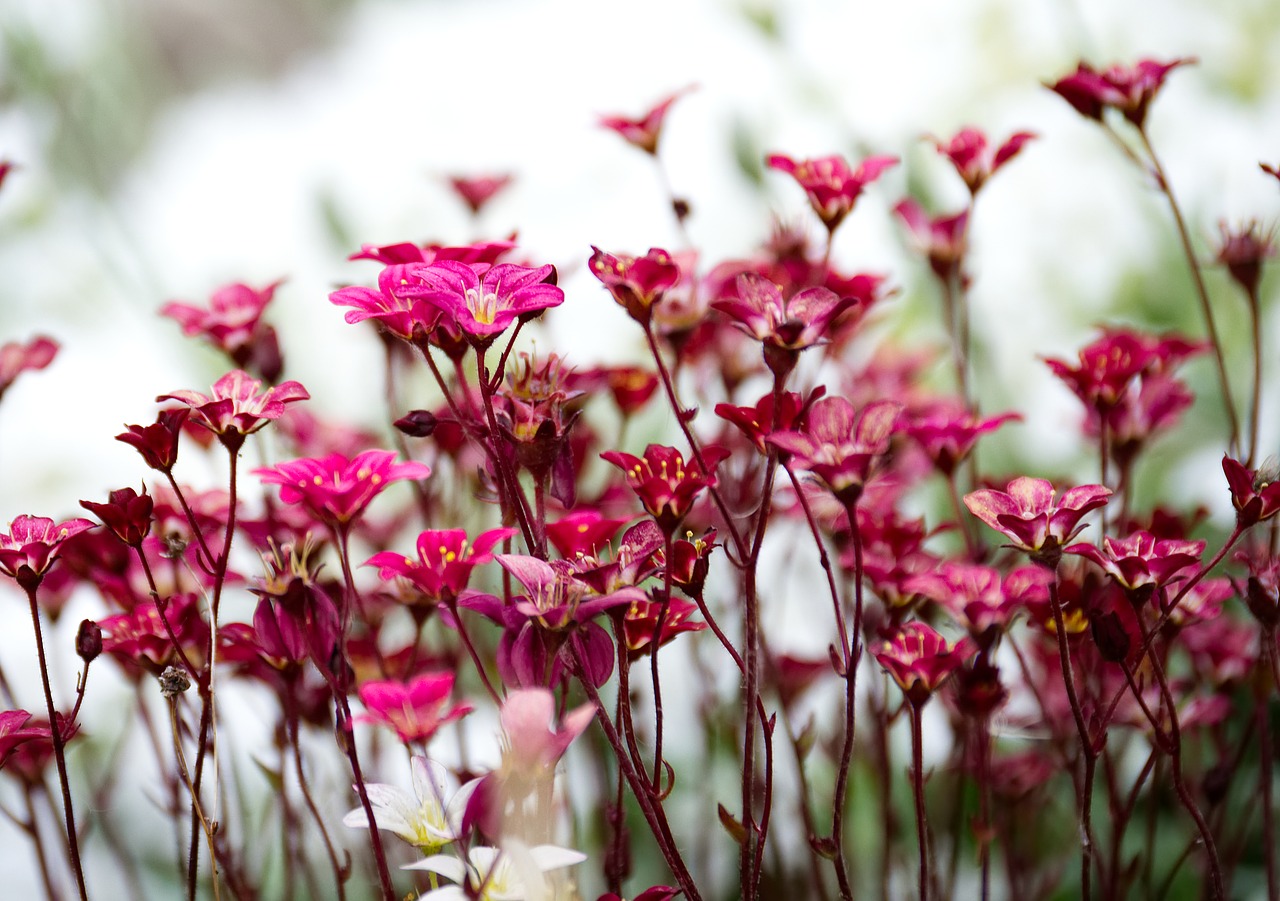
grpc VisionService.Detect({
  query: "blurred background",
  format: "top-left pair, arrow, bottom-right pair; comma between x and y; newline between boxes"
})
2,0 -> 1280,896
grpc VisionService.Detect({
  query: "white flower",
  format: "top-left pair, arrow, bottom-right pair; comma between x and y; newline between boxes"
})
407,841 -> 587,901
342,756 -> 479,853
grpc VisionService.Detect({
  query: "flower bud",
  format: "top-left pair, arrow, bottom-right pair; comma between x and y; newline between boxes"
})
75,619 -> 102,663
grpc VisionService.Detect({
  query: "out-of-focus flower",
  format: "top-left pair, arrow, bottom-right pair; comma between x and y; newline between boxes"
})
1215,219 -> 1275,298
874,621 -> 974,706
1048,57 -> 1194,128
929,126 -> 1036,194
366,527 -> 516,604
499,687 -> 593,790
712,273 -> 855,375
446,173 -> 513,215
893,200 -> 969,282
598,87 -> 692,155
901,403 -> 1020,476
0,515 -> 96,589
601,444 -> 725,536
161,281 -> 284,381
342,756 -> 479,853
964,477 -> 1110,567
400,261 -> 563,346
0,335 -> 58,402
767,397 -> 901,505
716,389 -> 810,455
255,449 -> 430,528
407,841 -> 588,901
157,369 -> 308,451
1067,530 -> 1204,606
766,152 -> 898,233
589,246 -> 681,326
99,593 -> 209,677
0,709 -> 44,770
356,673 -> 473,745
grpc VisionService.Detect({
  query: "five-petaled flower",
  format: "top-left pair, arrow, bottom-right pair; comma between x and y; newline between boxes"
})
356,672 -> 473,746
398,260 -> 564,346
589,246 -> 682,326
160,281 -> 283,380
157,369 -> 309,451
0,515 -> 96,590
767,397 -> 901,506
964,476 -> 1110,568
329,263 -> 446,345
342,756 -> 480,853
601,444 -> 725,536
1066,530 -> 1205,608
766,152 -> 898,233
365,527 -> 516,604
874,621 -> 975,707
407,841 -> 587,901
598,87 -> 692,155
712,273 -> 856,376
1048,57 -> 1194,128
929,126 -> 1036,195
1222,455 -> 1280,528
255,449 -> 430,529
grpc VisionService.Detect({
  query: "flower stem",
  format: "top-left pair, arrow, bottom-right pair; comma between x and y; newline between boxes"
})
909,700 -> 931,901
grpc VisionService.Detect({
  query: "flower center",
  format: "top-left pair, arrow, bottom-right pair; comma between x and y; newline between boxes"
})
465,287 -> 501,325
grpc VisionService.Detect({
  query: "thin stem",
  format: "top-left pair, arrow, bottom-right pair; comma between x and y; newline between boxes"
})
909,700 -> 931,901
650,535 -> 675,789
287,706 -> 349,901
1256,629 -> 1277,900
168,694 -> 221,901
1244,283 -> 1264,467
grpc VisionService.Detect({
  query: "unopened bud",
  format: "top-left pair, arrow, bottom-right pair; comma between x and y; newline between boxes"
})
76,619 -> 102,663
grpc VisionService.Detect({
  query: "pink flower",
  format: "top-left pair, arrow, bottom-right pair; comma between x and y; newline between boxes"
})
1048,57 -> 1194,128
0,515 -> 96,588
1043,327 -> 1203,415
255,449 -> 430,528
0,335 -> 58,402
767,397 -> 901,505
357,673 -> 473,745
365,527 -> 516,603
712,272 -> 856,356
1215,219 -> 1275,298
349,239 -> 516,267
600,444 -> 725,535
901,403 -> 1020,475
964,477 -> 1110,566
766,152 -> 898,233
589,246 -> 682,326
1222,455 -> 1280,528
1066,530 -> 1205,603
446,173 -> 512,215
874,621 -> 975,706
161,281 -> 281,366
598,87 -> 692,155
499,687 -> 593,783
400,260 -> 564,345
893,199 -> 969,281
929,126 -> 1036,194
0,709 -> 44,770
157,370 -> 309,450
329,263 -> 446,344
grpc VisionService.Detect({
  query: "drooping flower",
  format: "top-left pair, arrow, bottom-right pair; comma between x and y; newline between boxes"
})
598,87 -> 692,155
342,756 -> 479,853
929,126 -> 1036,195
874,621 -> 975,706
0,335 -> 58,402
407,841 -> 588,901
0,515 -> 96,589
254,449 -> 430,528
589,246 -> 682,326
446,173 -> 513,215
365,527 -> 516,604
1048,57 -> 1194,128
356,673 -> 473,745
767,397 -> 901,505
766,152 -> 898,233
399,261 -> 564,345
157,370 -> 309,450
964,476 -> 1110,568
600,444 -> 725,535
1222,455 -> 1280,528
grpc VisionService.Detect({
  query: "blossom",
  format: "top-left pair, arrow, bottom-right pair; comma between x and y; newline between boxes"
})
874,621 -> 975,706
98,593 -> 209,676
901,403 -> 1020,475
929,126 -> 1036,194
160,281 -> 283,379
498,688 -> 593,788
116,408 -> 190,473
446,173 -> 512,215
407,841 -> 587,901
1066,530 -> 1205,605
1043,328 -> 1202,415
711,272 -> 856,361
621,594 -> 706,658
598,87 -> 692,155
1215,219 -> 1275,298
544,511 -> 630,559
893,199 -> 969,281
254,449 -> 430,527
498,554 -> 642,630
0,515 -> 96,588
1222,455 -> 1280,528
365,527 -> 516,603
356,673 -> 473,745
600,444 -> 725,535
766,152 -> 898,233
767,397 -> 901,505
342,756 -> 479,853
80,487 -> 153,548
0,709 -> 44,770
589,246 -> 681,325
0,335 -> 58,402
716,388 -> 809,455
906,562 -> 1022,639
400,261 -> 564,345
1048,57 -> 1194,127
964,476 -> 1110,566
157,369 -> 309,449
329,263 -> 445,343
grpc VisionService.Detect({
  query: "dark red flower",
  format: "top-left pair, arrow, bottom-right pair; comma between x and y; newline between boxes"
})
365,527 -> 516,603
601,444 -> 725,536
157,370 -> 309,451
1222,455 -> 1280,528
767,397 -> 901,505
589,246 -> 682,327
1048,57 -> 1194,128
893,199 -> 969,282
964,477 -> 1110,567
874,621 -> 975,706
1067,530 -> 1204,605
621,594 -> 706,659
116,408 -> 190,474
0,515 -> 96,589
80,487 -> 153,548
901,403 -> 1020,476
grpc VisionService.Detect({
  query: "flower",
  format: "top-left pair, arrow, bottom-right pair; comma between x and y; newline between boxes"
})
157,369 -> 309,450
544,511 -> 630,559
343,756 -> 479,853
254,449 -> 430,528
160,281 -> 283,379
893,199 -> 969,281
329,263 -> 446,344
901,403 -> 1020,476
929,126 -> 1036,194
407,841 -> 587,901
906,562 -> 1021,639
711,273 -> 856,370
1048,57 -> 1194,127
1215,219 -> 1275,298
1043,328 -> 1203,416
600,444 -> 725,535
766,152 -> 898,233
589,246 -> 681,326
1066,530 -> 1205,606
498,688 -> 593,789
365,527 -> 516,603
874,621 -> 974,706
0,515 -> 96,589
400,261 -> 564,345
80,487 -> 153,548
621,594 -> 706,658
767,397 -> 901,505
598,87 -> 692,155
964,476 -> 1110,567
446,173 -> 512,215
1222,455 -> 1280,528
356,673 -> 473,745
0,335 -> 58,402
116,408 -> 190,473
0,709 -> 44,771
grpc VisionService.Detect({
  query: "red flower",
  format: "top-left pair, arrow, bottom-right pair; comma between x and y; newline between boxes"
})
400,260 -> 563,346
589,246 -> 681,326
964,476 -> 1110,567
1048,57 -> 1194,128
1215,219 -> 1275,298
255,449 -> 430,528
929,126 -> 1036,194
1043,327 -> 1203,415
893,199 -> 969,281
598,87 -> 692,155
545,511 -> 631,559
716,389 -> 809,455
600,444 -> 725,535
99,593 -> 209,676
80,487 -> 153,548
621,595 -> 706,659
767,397 -> 901,505
0,709 -> 44,771
0,515 -> 96,589
365,527 -> 516,603
116,408 -> 190,474
157,370 -> 309,450
357,673 -> 473,745
901,403 -> 1020,475
446,173 -> 512,215
766,152 -> 898,233
0,335 -> 58,402
1222,455 -> 1280,528
874,621 -> 974,706
1066,530 -> 1204,603
161,280 -> 282,376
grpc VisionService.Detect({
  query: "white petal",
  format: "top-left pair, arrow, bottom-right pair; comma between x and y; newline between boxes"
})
402,854 -> 467,884
528,843 -> 588,871
417,887 -> 467,901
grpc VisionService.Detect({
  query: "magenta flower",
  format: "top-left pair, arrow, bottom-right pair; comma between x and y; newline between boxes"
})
499,687 -> 593,785
874,621 -> 975,706
0,335 -> 58,402
357,673 -> 473,745
716,388 -> 808,455
712,273 -> 856,359
349,239 -> 516,267
894,199 -> 969,281
1215,219 -> 1275,298
598,87 -> 692,155
498,554 -> 642,631
544,510 -> 631,559
964,476 -> 1110,567
161,280 -> 279,356
0,515 -> 96,588
766,152 -> 898,233
399,260 -> 564,345
767,397 -> 901,505
446,173 -> 512,215
1223,455 -> 1280,528
255,449 -> 430,528
600,444 -> 725,535
929,126 -> 1036,194
901,403 -> 1020,475
1043,328 -> 1203,415
1048,57 -> 1194,128
589,246 -> 682,326
365,527 -> 516,603
329,264 -> 444,344
157,369 -> 308,450
1067,530 -> 1205,605
0,709 -> 44,770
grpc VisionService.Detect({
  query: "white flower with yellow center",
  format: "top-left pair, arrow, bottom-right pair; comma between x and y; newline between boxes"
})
342,757 -> 478,853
